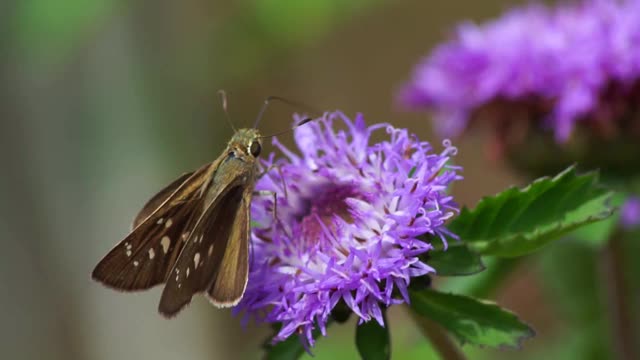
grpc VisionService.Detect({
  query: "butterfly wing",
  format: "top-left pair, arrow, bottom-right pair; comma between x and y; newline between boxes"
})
132,171 -> 194,229
158,163 -> 254,317
92,162 -> 216,291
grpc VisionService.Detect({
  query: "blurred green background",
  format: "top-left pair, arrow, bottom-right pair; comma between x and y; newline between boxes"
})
2,0 -> 621,359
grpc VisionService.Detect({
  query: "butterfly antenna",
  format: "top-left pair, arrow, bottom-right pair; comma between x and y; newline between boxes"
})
217,90 -> 237,132
254,96 -> 321,129
259,117 -> 315,139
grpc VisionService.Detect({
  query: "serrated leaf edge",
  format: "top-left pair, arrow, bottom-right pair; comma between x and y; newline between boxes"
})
411,290 -> 536,350
453,166 -> 614,257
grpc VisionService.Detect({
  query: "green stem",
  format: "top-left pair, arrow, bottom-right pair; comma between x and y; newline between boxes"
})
406,306 -> 467,360
603,229 -> 637,360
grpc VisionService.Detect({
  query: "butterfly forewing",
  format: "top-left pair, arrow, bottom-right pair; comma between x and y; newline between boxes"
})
132,171 -> 194,229
92,163 -> 215,290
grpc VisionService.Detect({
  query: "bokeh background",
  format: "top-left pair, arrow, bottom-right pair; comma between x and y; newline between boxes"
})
2,1 -> 617,359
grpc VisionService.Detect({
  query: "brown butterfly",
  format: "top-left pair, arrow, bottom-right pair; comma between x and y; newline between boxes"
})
92,93 -> 315,317
92,127 -> 264,317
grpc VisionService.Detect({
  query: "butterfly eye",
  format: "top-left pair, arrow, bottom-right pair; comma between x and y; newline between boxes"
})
249,141 -> 261,157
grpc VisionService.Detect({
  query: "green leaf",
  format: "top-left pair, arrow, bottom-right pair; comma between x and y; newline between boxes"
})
450,166 -> 613,257
264,324 -> 326,360
410,289 -> 534,348
440,257 -> 522,298
427,243 -> 485,276
355,315 -> 390,360
265,335 -> 307,360
569,192 -> 625,248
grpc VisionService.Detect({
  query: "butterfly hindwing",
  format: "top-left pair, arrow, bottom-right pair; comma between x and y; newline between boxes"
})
206,188 -> 250,307
158,176 -> 252,316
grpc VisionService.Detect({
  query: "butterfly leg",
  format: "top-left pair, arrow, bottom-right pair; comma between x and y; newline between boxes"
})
259,164 -> 288,193
275,165 -> 288,200
256,165 -> 276,180
255,165 -> 291,238
253,189 -> 293,244
257,164 -> 289,203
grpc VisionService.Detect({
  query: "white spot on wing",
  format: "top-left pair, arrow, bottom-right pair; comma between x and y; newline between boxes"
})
133,261 -> 139,267
194,253 -> 201,269
156,218 -> 164,225
208,244 -> 213,257
126,250 -> 132,257
165,218 -> 173,228
186,267 -> 190,277
148,248 -> 155,259
161,236 -> 171,254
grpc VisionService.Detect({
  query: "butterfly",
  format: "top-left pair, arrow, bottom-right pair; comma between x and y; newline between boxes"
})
92,127 -> 264,317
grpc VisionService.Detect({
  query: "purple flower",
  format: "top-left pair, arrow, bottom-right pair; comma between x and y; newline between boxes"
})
621,196 -> 640,229
399,0 -> 640,142
236,112 -> 461,347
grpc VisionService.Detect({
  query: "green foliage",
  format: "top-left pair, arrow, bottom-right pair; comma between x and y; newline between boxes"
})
568,192 -> 625,248
265,325 -> 326,360
536,240 -> 614,359
355,316 -> 390,360
439,257 -> 522,298
427,243 -> 485,276
449,167 -> 613,257
568,215 -> 618,248
14,0 -> 120,60
298,314 -> 442,360
623,228 -> 640,352
252,0 -> 377,46
410,289 -> 535,349
264,334 -> 306,360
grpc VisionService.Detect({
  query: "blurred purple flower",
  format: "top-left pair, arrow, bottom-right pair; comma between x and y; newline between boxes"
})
399,0 -> 640,142
236,112 -> 462,347
621,196 -> 640,229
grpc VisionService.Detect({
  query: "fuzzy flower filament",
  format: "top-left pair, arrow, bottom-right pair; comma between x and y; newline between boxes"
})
236,112 -> 462,347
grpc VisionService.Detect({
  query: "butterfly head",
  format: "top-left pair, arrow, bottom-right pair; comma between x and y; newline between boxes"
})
229,128 -> 263,160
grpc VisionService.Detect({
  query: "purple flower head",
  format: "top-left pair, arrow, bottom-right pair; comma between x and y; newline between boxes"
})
399,0 -> 640,143
236,112 -> 461,347
621,196 -> 640,229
